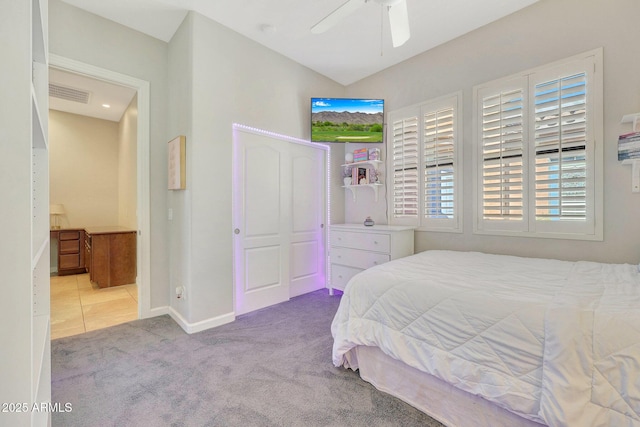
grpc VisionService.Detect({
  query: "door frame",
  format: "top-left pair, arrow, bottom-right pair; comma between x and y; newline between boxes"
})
49,54 -> 152,319
231,123 -> 330,314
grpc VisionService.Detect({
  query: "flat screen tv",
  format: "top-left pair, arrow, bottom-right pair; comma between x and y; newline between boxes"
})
311,97 -> 384,143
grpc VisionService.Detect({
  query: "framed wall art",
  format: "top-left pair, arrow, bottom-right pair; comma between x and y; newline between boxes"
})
168,135 -> 186,190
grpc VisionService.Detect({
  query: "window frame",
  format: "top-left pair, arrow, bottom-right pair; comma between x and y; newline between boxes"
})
387,91 -> 463,233
472,48 -> 603,241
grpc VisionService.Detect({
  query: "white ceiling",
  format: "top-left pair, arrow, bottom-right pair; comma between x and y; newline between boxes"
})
60,0 -> 539,86
52,0 -> 539,121
49,68 -> 137,122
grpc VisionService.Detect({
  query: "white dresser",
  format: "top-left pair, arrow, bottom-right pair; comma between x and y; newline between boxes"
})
329,224 -> 415,294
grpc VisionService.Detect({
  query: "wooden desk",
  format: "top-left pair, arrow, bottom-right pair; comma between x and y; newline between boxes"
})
50,228 -> 86,276
85,226 -> 137,288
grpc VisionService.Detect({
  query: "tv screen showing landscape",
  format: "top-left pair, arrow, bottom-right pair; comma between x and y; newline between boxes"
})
311,98 -> 384,143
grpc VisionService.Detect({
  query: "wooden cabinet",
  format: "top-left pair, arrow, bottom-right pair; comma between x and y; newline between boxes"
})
85,227 -> 136,288
329,224 -> 414,293
52,229 -> 86,275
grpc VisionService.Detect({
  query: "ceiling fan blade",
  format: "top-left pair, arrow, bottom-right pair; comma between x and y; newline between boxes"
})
387,0 -> 410,47
311,0 -> 365,34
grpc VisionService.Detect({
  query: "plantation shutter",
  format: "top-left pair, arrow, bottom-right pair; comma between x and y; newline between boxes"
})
391,115 -> 419,221
474,50 -> 601,239
478,81 -> 527,231
533,72 -> 587,221
530,55 -> 596,236
424,106 -> 456,222
388,93 -> 462,231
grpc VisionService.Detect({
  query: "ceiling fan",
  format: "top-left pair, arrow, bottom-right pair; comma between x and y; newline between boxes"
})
311,0 -> 410,48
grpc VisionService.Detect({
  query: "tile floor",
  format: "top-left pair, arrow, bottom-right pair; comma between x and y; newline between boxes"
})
50,273 -> 138,340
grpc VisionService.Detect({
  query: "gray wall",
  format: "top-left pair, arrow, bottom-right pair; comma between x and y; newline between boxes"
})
345,0 -> 640,264
167,12 -> 345,324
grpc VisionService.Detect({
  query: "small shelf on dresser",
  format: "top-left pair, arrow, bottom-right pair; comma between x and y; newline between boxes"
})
341,159 -> 382,170
342,183 -> 384,202
342,159 -> 383,201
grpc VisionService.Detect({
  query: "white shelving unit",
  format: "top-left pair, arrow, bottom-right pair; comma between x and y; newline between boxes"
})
620,113 -> 640,193
342,159 -> 384,201
621,113 -> 640,131
343,159 -> 383,170
31,0 -> 51,424
1,0 -> 51,425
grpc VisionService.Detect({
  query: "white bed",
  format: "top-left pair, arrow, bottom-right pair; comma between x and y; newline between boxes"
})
331,250 -> 640,427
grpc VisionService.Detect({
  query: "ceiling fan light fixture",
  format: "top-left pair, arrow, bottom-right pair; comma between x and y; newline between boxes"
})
373,0 -> 403,6
311,0 -> 410,48
311,0 -> 364,34
387,0 -> 410,47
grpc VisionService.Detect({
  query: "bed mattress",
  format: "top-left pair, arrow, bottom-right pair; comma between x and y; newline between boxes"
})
331,250 -> 640,426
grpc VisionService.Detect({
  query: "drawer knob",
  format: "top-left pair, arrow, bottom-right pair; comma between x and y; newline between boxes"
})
373,261 -> 378,265
374,241 -> 378,244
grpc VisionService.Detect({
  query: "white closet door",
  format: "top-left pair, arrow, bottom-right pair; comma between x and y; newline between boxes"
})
289,143 -> 326,298
233,127 -> 326,315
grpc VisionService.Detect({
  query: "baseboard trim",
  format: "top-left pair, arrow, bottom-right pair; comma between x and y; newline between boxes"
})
169,307 -> 236,334
143,306 -> 170,318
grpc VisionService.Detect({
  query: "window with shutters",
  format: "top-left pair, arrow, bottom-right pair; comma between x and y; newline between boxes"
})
391,115 -> 419,218
388,92 -> 462,232
473,49 -> 602,240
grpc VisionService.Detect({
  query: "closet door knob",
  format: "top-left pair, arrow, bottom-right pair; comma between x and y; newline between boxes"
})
234,228 -> 240,234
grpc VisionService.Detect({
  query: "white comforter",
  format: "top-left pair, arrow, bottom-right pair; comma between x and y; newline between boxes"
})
331,250 -> 640,426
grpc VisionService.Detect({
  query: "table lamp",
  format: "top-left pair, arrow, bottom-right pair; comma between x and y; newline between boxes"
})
50,204 -> 65,230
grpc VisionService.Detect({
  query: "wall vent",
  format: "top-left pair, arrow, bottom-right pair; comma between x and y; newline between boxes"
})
49,83 -> 91,104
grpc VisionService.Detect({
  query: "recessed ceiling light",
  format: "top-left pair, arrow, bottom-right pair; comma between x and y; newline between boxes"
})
102,104 -> 111,108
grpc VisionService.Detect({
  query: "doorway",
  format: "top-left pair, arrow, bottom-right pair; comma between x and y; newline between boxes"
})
48,55 -> 151,337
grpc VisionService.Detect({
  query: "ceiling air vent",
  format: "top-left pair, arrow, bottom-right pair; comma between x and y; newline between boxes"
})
49,83 -> 91,104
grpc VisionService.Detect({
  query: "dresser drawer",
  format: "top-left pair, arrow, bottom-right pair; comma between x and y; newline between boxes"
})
331,264 -> 363,290
331,230 -> 391,253
59,254 -> 80,269
331,247 -> 390,269
59,239 -> 80,254
59,230 -> 80,241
